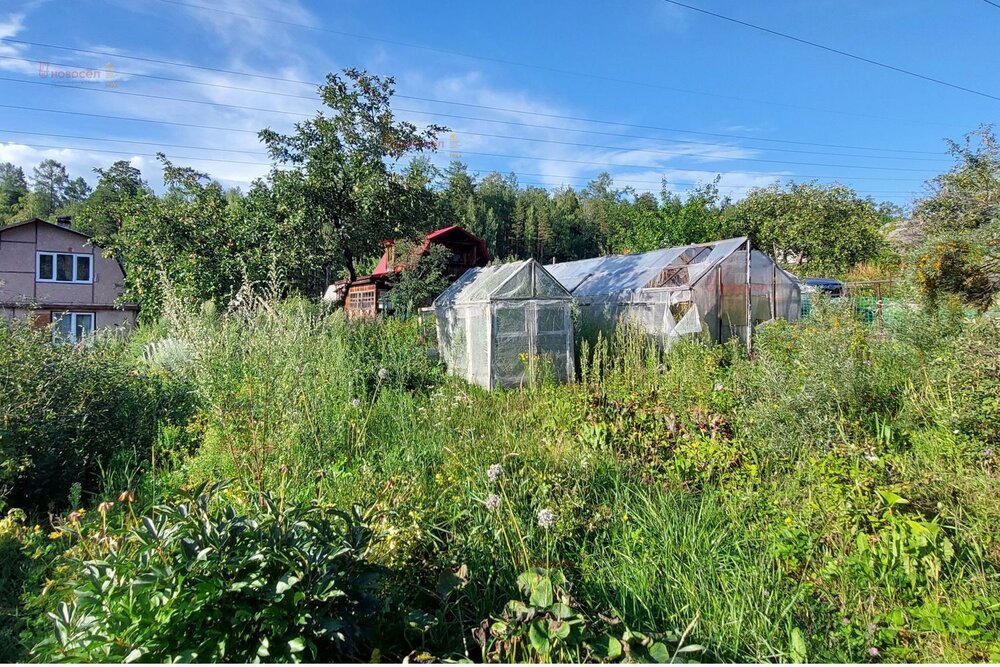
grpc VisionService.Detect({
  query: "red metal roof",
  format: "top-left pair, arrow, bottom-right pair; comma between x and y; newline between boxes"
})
371,225 -> 489,277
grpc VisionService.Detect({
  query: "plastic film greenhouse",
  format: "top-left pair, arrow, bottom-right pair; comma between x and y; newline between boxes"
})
433,259 -> 575,389
546,237 -> 800,351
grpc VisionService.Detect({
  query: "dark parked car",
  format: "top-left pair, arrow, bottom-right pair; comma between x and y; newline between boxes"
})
802,277 -> 844,297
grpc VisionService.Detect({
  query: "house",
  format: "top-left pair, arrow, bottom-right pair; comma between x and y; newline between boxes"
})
0,217 -> 138,342
546,237 -> 801,352
331,225 -> 490,317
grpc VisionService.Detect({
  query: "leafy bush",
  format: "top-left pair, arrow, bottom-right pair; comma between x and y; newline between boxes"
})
0,320 -> 196,511
476,568 -> 700,663
34,481 -> 383,663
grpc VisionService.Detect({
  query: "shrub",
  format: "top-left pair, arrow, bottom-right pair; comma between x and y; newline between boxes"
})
33,481 -> 383,663
475,568 -> 701,663
0,320 -> 196,512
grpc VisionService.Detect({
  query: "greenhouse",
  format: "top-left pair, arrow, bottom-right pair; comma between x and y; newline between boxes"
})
433,259 -> 575,389
546,237 -> 800,351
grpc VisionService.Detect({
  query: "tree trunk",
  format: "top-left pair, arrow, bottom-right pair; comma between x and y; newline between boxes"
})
344,247 -> 357,282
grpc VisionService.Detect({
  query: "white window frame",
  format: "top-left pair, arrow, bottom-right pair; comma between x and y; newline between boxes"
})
51,311 -> 96,345
36,251 -> 93,284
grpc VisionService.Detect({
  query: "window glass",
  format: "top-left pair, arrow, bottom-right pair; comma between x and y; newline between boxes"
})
75,314 -> 95,341
56,254 -> 74,281
75,255 -> 91,282
52,313 -> 74,344
38,254 -> 54,280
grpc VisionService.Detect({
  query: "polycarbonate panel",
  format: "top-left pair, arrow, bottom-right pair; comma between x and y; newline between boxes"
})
691,265 -> 721,342
547,237 -> 748,297
750,250 -> 775,325
774,268 -> 802,322
718,249 -> 749,346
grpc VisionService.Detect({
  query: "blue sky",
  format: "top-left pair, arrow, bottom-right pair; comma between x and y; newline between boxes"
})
0,0 -> 997,207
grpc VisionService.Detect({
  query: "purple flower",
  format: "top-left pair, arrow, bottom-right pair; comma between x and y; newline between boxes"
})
484,494 -> 501,511
487,463 -> 503,482
868,647 -> 879,658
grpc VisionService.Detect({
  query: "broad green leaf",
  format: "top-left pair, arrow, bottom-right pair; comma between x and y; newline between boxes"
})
275,573 -> 300,595
287,638 -> 305,654
648,641 -> 670,663
529,577 -> 553,608
549,602 -> 574,620
528,622 -> 550,658
876,489 -> 909,508
591,635 -> 622,661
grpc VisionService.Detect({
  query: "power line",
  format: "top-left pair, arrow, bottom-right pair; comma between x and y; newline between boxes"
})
0,76 -> 944,174
394,108 -> 945,157
492,172 -> 916,195
0,128 -> 265,155
393,93 -> 951,154
420,149 -> 924,181
662,0 -> 1000,102
0,48 -> 947,156
0,53 -> 317,102
0,59 -> 942,170
448,130 -> 937,171
0,70 -> 947,159
0,75 -> 316,118
0,98 -> 950,164
1,140 -> 272,166
144,0 -> 948,126
0,37 -> 319,87
981,0 -> 1000,9
0,132 -> 924,184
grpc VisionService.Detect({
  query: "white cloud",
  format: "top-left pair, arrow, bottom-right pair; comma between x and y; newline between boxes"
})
0,2 -> 790,203
386,71 -> 787,200
0,12 -> 37,75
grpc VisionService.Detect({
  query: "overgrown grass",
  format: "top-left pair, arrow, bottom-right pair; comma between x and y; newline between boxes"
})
3,294 -> 998,662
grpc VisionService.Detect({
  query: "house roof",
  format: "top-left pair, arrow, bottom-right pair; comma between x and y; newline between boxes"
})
372,225 -> 490,277
546,237 -> 749,296
0,217 -> 96,242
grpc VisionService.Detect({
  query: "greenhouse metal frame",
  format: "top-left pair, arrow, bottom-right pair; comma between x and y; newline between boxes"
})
546,237 -> 800,352
433,259 -> 575,389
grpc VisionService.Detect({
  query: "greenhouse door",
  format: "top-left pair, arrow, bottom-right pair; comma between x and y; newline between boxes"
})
532,302 -> 571,383
491,301 -> 570,388
492,302 -> 532,388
